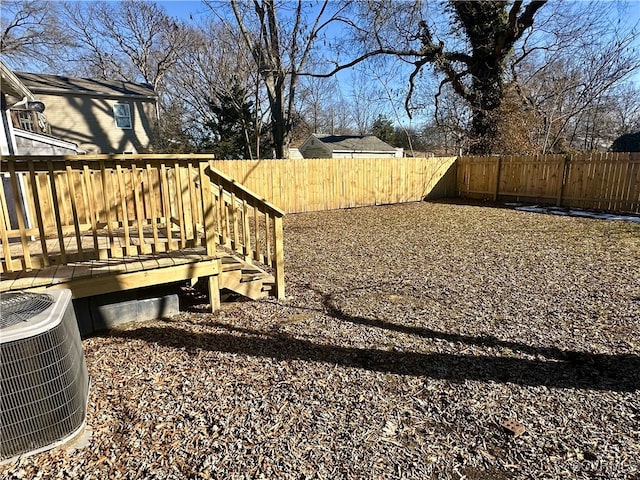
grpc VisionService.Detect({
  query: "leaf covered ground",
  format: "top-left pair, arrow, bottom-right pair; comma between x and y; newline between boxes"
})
2,200 -> 639,479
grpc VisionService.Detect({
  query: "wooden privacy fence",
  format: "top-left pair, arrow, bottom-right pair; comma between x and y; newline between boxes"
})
0,154 -> 285,300
457,152 -> 640,214
210,156 -> 457,213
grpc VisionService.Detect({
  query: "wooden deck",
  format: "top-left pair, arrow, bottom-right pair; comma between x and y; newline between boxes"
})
0,154 -> 284,310
0,245 -> 216,293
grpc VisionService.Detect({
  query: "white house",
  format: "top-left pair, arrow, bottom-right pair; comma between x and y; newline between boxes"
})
299,134 -> 403,158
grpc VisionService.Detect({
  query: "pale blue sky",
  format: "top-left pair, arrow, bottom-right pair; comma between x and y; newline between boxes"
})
157,1 -> 210,21
154,0 -> 640,122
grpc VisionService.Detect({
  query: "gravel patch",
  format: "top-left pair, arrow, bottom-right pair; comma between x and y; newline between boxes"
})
2,200 -> 639,479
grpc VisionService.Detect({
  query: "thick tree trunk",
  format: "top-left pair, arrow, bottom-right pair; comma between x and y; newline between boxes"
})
264,73 -> 292,159
271,119 -> 290,159
428,1 -> 548,154
269,94 -> 289,158
468,110 -> 498,155
467,73 -> 503,154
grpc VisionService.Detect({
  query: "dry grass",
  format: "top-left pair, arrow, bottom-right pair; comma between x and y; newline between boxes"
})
2,200 -> 639,479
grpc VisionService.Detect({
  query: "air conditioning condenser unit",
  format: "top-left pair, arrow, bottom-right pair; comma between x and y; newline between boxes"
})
1,289 -> 90,462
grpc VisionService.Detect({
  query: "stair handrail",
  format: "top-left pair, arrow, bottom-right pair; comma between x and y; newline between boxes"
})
203,163 -> 285,299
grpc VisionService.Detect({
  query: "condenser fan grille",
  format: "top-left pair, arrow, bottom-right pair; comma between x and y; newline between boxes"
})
0,292 -> 54,329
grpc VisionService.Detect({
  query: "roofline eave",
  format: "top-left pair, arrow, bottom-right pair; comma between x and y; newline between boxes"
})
26,87 -> 157,101
0,62 -> 36,101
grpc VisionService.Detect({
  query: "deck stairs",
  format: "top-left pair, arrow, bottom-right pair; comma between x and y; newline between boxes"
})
219,255 -> 275,300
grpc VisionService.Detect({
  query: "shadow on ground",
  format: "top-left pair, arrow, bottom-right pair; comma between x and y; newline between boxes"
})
108,298 -> 639,393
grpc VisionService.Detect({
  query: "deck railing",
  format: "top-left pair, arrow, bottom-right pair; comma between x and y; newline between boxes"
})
204,162 -> 285,297
0,154 -> 285,298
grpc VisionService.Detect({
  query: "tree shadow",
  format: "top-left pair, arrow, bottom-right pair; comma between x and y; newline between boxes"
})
109,309 -> 639,392
318,289 -> 583,363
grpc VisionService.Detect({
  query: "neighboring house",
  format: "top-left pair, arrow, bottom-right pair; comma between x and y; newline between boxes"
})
299,134 -> 403,159
1,61 -> 78,155
15,71 -> 158,154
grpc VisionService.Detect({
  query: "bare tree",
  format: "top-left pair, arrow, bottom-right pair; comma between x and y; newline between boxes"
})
61,2 -> 129,79
1,0 -> 74,70
344,68 -> 387,135
296,75 -> 341,135
206,0 -> 355,158
609,83 -> 640,136
429,83 -> 471,155
167,20 -> 269,157
510,1 -> 640,153
62,1 -> 193,92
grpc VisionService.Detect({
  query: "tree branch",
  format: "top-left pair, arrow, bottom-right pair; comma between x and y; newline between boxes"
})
300,48 -> 419,78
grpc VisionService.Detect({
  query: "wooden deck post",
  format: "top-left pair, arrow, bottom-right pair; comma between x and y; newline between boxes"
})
200,161 -> 221,311
208,259 -> 222,312
273,215 -> 285,299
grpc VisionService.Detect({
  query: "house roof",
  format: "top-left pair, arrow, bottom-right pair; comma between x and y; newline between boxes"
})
15,72 -> 157,100
311,134 -> 396,152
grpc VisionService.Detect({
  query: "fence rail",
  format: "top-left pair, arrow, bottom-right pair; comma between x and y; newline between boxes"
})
457,152 -> 640,214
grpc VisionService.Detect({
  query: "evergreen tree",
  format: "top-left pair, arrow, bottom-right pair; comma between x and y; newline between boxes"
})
204,85 -> 264,159
371,115 -> 395,144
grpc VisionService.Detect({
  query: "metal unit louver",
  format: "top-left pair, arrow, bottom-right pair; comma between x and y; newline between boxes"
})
0,289 -> 89,462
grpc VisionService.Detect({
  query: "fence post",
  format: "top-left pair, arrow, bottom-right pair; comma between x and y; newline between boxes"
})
556,155 -> 569,207
493,156 -> 502,201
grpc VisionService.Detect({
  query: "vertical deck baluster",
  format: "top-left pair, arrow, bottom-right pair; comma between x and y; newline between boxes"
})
253,204 -> 261,263
231,192 -> 241,254
100,160 -> 118,257
173,162 -> 186,248
8,161 -> 32,270
207,162 -> 220,244
159,162 -> 174,250
116,164 -> 133,255
82,164 -> 100,253
187,162 -> 199,247
130,163 -> 147,254
264,209 -> 272,266
146,162 -> 160,253
65,163 -> 84,260
47,160 -> 66,264
242,197 -> 252,263
0,175 -> 15,272
28,161 -> 50,266
219,185 -> 231,247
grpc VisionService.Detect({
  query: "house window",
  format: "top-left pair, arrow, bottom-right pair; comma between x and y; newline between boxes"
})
113,103 -> 132,129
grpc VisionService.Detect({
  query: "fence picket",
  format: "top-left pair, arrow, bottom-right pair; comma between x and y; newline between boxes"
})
457,153 -> 638,214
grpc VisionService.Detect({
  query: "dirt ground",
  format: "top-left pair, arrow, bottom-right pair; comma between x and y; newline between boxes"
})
2,200 -> 639,479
